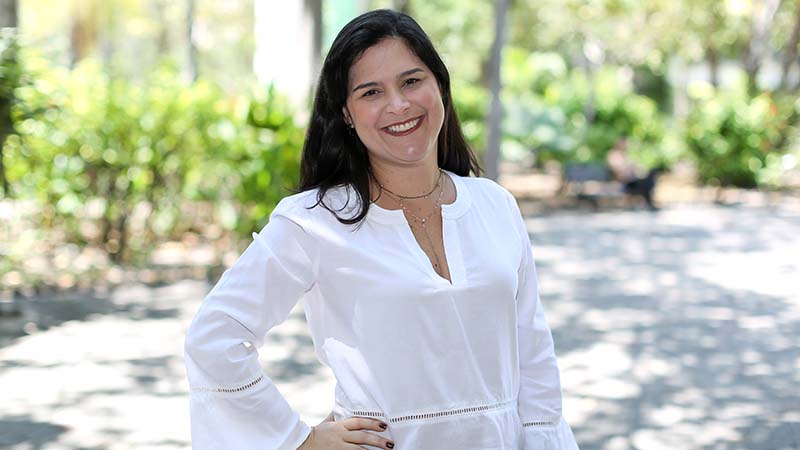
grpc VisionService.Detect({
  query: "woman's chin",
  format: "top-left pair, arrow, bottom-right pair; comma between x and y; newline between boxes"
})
365,144 -> 434,167
387,150 -> 435,166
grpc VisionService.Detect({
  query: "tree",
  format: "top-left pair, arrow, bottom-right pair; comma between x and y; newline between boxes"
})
779,0 -> 800,90
186,0 -> 197,82
484,0 -> 509,181
393,0 -> 411,13
0,0 -> 16,28
743,0 -> 783,94
68,1 -> 99,67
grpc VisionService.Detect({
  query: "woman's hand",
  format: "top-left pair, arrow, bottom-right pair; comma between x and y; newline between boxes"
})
317,411 -> 335,425
298,417 -> 395,449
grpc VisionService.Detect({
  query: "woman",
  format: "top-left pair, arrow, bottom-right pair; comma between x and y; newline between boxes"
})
185,9 -> 579,450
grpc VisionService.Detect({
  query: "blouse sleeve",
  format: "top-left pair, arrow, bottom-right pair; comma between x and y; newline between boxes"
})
507,192 -> 580,450
184,201 -> 318,450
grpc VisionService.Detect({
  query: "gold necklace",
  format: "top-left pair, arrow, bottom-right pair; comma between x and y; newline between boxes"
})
372,169 -> 443,200
384,178 -> 447,273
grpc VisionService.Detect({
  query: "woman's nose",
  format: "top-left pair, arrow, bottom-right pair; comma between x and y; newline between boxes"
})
386,90 -> 410,114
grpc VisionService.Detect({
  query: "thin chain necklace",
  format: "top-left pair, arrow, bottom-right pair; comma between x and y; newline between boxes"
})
372,169 -> 443,199
379,173 -> 448,275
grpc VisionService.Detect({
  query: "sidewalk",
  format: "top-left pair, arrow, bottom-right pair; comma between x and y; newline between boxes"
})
1,186 -> 799,449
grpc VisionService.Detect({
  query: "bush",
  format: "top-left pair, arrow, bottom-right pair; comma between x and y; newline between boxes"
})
502,51 -> 668,168
0,29 -> 25,198
4,51 -> 304,263
451,78 -> 488,156
685,84 -> 798,188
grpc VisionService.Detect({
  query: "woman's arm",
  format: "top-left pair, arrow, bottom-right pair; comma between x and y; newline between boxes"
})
184,203 -> 318,450
507,192 -> 580,449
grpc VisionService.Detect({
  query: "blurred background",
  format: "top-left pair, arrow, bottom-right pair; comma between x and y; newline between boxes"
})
0,0 -> 798,449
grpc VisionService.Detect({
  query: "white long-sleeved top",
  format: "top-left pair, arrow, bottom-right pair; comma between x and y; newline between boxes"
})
184,170 -> 579,450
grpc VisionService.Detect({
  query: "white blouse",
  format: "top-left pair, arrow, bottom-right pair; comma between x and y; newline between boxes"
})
184,170 -> 579,450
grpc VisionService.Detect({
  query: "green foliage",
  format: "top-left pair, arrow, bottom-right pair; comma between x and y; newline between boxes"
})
501,50 -> 667,167
685,87 -> 798,188
0,30 -> 21,132
633,65 -> 672,113
236,85 -> 304,234
451,78 -> 488,156
4,50 -> 304,263
1,29 -> 23,197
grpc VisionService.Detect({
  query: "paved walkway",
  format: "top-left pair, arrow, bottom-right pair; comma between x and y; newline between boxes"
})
1,203 -> 799,449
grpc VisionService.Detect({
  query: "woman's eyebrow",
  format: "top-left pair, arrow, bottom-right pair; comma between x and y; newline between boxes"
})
351,67 -> 425,93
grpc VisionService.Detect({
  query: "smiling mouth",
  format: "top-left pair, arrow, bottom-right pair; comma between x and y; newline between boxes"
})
382,116 -> 424,136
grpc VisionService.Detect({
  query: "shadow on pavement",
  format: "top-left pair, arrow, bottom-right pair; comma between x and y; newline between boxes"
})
0,416 -> 68,449
531,206 -> 800,450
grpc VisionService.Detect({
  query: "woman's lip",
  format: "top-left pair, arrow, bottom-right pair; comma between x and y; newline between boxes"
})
382,115 -> 425,136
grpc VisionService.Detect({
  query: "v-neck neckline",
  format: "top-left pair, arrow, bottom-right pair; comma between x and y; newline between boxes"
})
367,170 -> 472,286
366,169 -> 472,222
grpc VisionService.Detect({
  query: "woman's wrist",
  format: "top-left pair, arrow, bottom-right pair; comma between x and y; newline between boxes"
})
297,426 -> 315,449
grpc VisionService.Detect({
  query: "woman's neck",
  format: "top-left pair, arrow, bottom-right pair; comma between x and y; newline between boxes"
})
369,161 -> 441,200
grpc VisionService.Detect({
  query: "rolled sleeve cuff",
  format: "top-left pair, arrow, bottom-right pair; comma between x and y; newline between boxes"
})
521,416 -> 580,450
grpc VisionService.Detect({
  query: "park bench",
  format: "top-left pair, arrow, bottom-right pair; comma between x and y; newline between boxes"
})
559,163 -> 628,209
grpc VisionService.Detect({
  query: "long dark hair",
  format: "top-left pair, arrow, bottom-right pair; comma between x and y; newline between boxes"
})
298,9 -> 482,225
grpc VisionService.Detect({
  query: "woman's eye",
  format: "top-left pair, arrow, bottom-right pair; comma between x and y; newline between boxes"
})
404,78 -> 421,86
362,89 -> 380,97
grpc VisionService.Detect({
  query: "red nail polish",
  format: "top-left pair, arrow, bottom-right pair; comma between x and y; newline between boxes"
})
379,422 -> 387,429
387,442 -> 395,449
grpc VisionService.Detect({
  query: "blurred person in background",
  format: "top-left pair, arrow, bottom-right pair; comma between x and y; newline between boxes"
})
606,138 -> 662,211
184,9 -> 579,450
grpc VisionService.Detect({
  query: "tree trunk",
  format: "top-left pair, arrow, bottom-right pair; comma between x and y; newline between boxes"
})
706,45 -> 720,88
393,0 -> 411,14
69,3 -> 100,68
0,0 -> 17,28
581,37 -> 603,125
583,61 -> 596,124
779,1 -> 800,90
307,0 -> 322,80
186,0 -> 198,82
743,0 -> 782,95
0,129 -> 7,196
484,0 -> 509,181
154,1 -> 169,54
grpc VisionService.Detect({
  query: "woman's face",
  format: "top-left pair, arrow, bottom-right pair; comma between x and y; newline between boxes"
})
343,37 -> 445,170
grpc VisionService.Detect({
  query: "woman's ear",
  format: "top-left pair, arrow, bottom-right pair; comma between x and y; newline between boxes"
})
342,107 -> 353,127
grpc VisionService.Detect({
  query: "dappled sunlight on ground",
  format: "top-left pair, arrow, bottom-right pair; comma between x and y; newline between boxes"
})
533,205 -> 800,450
0,203 -> 798,449
0,281 -> 201,449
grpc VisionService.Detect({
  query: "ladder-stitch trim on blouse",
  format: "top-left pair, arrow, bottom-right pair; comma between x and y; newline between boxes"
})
190,375 -> 264,393
522,419 -> 559,427
346,399 -> 514,424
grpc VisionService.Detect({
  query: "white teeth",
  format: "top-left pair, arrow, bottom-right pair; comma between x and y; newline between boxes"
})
387,118 -> 420,133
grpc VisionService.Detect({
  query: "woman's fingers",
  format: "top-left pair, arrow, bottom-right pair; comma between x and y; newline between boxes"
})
338,418 -> 394,449
345,430 -> 395,449
341,445 -> 368,450
298,419 -> 395,450
341,417 -> 387,432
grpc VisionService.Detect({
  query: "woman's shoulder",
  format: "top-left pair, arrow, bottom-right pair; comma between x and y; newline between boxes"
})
272,184 -> 361,224
271,189 -> 318,217
455,173 -> 515,203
